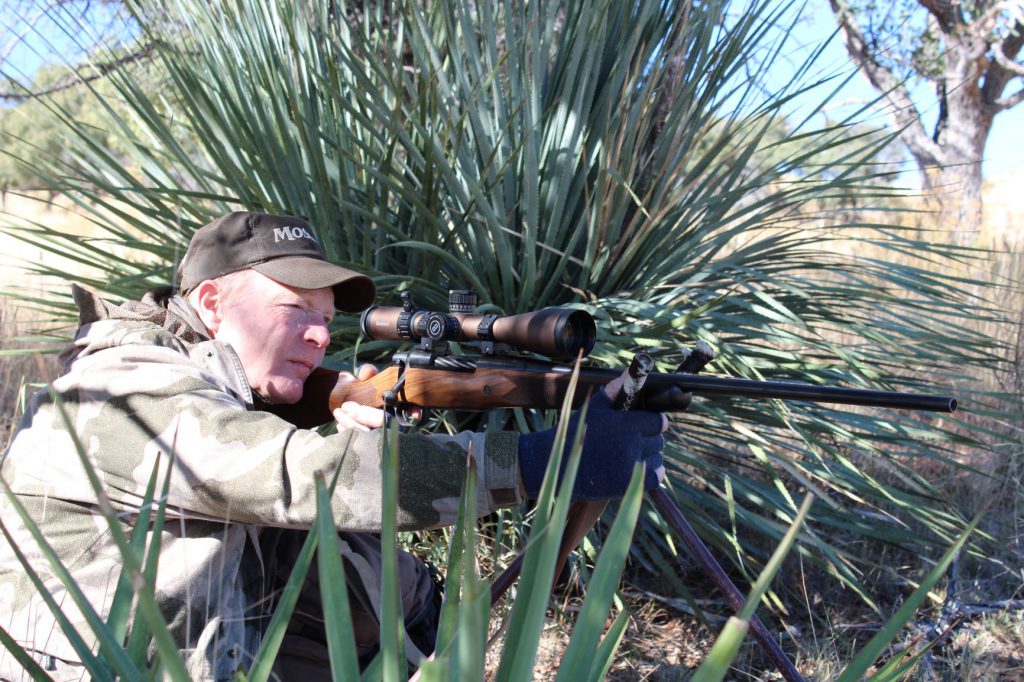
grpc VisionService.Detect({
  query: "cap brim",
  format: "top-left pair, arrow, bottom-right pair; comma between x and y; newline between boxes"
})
253,257 -> 376,312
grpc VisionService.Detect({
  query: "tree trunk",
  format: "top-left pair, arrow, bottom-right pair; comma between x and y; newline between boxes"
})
921,163 -> 983,245
909,33 -> 993,246
826,0 -> 1022,246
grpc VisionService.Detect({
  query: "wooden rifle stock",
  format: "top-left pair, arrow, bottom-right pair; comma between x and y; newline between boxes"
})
268,356 -> 956,428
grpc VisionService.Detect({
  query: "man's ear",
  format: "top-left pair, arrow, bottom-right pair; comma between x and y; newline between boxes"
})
192,280 -> 224,335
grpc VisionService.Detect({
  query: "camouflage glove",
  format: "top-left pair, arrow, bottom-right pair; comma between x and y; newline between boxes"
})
517,389 -> 664,500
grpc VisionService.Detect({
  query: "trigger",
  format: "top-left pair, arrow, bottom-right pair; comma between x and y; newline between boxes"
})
396,408 -> 423,428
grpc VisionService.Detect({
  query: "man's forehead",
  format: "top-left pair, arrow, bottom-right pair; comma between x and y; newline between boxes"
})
257,273 -> 335,314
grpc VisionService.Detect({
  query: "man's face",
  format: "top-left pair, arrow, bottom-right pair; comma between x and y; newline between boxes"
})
213,271 -> 335,404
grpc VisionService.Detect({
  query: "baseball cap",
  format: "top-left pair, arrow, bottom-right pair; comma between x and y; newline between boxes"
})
179,211 -> 376,312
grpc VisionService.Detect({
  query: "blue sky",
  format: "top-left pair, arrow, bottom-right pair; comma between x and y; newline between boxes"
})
1,2 -> 126,89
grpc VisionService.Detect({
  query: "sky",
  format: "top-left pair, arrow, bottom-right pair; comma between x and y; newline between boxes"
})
3,1 -> 1022,183
1,2 -> 126,89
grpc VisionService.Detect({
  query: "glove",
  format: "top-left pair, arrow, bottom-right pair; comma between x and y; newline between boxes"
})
517,389 -> 665,501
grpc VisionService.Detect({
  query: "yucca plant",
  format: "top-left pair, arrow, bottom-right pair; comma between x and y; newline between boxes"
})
0,0 -> 1001,658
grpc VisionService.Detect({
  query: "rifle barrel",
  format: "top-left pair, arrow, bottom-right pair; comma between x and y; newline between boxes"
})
645,372 -> 957,413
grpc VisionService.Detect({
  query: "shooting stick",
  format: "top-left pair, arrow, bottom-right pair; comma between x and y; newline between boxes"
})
486,487 -> 803,681
488,349 -> 804,681
648,486 -> 803,682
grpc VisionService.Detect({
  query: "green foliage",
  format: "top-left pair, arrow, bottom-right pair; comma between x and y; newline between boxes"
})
0,57 -> 155,191
0,0 -> 998,617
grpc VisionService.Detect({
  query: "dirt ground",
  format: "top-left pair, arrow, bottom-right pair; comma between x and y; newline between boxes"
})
487,588 -> 1024,680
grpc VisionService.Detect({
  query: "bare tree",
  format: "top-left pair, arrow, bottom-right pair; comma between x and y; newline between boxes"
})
828,0 -> 1024,243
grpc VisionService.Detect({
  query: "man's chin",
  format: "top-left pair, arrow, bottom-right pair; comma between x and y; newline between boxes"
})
256,380 -> 305,405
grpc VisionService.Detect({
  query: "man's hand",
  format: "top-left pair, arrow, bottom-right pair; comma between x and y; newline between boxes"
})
331,364 -> 423,431
517,373 -> 668,501
332,364 -> 386,432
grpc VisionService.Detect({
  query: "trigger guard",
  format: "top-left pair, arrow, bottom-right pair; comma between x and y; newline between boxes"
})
394,408 -> 424,429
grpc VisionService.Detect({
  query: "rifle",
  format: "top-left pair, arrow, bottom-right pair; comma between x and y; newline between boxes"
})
270,290 -> 957,682
272,290 -> 956,428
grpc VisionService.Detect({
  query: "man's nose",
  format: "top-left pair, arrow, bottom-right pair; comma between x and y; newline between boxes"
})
306,322 -> 331,349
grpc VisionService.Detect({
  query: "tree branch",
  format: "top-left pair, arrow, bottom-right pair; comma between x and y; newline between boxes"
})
919,0 -> 963,32
981,16 -> 1024,105
827,0 -> 942,166
0,42 -> 154,101
993,85 -> 1024,109
992,36 -> 1024,74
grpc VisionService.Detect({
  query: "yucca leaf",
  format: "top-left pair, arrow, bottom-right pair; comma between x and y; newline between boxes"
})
0,510 -> 112,682
0,623 -> 50,682
315,476 -> 361,681
494,360 -> 587,682
555,463 -> 645,682
586,608 -> 630,682
124,448 -> 175,667
106,454 -> 161,644
431,442 -> 485,680
380,421 -> 407,682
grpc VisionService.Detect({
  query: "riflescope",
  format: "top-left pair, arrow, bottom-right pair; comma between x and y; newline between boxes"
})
360,290 -> 596,359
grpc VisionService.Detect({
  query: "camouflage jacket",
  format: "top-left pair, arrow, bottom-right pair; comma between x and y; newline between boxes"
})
0,286 -> 521,681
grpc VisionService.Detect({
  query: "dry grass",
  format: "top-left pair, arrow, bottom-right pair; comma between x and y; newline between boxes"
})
483,594 -> 719,680
0,295 -> 60,445
1,191 -> 155,296
0,192 -> 113,439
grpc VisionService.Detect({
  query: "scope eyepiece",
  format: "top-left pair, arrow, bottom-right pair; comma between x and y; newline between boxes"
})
360,293 -> 596,359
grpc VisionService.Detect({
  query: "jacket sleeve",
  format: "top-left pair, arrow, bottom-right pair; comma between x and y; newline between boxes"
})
16,330 -> 523,532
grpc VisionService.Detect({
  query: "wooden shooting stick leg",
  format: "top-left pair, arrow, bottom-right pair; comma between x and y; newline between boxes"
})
490,353 -> 654,606
488,500 -> 604,605
648,486 -> 803,682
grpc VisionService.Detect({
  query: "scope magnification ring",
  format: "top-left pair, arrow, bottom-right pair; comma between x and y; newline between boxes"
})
396,310 -> 414,339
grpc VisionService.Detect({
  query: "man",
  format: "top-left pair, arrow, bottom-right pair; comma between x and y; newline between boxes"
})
0,211 -> 665,681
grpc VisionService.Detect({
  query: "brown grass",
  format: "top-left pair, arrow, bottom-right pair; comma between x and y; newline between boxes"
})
0,295 -> 60,445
